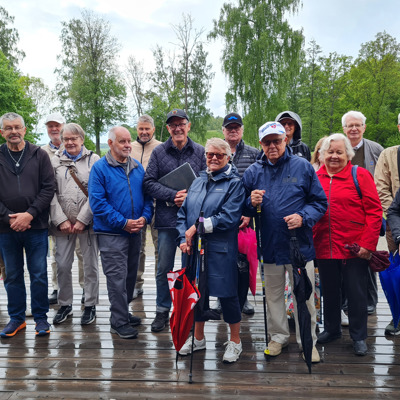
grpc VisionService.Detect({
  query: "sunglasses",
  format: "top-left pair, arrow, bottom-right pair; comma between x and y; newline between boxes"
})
206,152 -> 227,160
261,138 -> 284,147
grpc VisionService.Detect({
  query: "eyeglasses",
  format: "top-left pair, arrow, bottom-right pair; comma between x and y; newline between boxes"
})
63,136 -> 80,143
206,152 -> 227,160
345,124 -> 364,129
224,125 -> 242,132
280,121 -> 295,127
3,126 -> 24,132
261,138 -> 284,147
168,122 -> 187,130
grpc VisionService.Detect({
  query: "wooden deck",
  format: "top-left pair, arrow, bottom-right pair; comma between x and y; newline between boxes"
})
0,237 -> 399,399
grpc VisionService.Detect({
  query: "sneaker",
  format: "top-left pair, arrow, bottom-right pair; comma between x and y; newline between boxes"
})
151,311 -> 169,332
341,310 -> 349,327
110,323 -> 138,339
302,346 -> 321,363
179,336 -> 206,355
268,340 -> 288,357
0,320 -> 26,338
81,289 -> 85,305
53,305 -> 73,324
223,340 -> 242,363
242,299 -> 255,315
129,313 -> 141,327
385,319 -> 400,335
35,320 -> 51,336
48,290 -> 58,305
211,299 -> 222,314
81,305 -> 96,325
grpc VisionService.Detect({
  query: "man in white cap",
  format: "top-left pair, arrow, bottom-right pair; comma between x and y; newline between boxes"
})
242,121 -> 327,362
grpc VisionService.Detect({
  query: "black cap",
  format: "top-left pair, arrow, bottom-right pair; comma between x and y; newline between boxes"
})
166,109 -> 189,124
223,112 -> 243,127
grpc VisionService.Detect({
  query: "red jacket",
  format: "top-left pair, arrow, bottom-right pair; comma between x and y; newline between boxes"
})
313,161 -> 382,259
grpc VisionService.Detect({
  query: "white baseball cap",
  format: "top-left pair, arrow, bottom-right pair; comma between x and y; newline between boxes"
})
258,121 -> 286,141
45,112 -> 66,125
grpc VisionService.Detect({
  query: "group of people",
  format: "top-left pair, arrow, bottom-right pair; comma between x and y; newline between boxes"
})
0,107 -> 398,365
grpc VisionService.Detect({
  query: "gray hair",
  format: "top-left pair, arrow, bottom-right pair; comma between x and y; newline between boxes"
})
108,126 -> 118,141
342,111 -> 366,127
320,133 -> 355,161
0,112 -> 25,129
138,114 -> 154,127
205,137 -> 232,158
61,123 -> 85,141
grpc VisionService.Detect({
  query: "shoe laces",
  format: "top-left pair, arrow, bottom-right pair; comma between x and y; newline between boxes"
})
224,341 -> 240,354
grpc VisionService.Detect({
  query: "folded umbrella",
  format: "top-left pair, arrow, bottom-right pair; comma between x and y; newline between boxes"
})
238,227 -> 258,296
344,243 -> 390,272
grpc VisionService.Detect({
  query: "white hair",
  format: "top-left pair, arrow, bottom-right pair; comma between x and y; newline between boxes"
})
205,137 -> 232,158
320,133 -> 355,161
342,111 -> 366,127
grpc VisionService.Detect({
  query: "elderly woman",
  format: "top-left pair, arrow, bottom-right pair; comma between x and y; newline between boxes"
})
313,133 -> 382,356
176,137 -> 245,363
50,123 -> 100,326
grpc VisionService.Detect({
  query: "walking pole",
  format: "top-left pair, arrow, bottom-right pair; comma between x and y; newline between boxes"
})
189,211 -> 204,384
257,205 -> 269,358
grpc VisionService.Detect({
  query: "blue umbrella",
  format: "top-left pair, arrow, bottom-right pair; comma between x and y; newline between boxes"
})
379,251 -> 400,328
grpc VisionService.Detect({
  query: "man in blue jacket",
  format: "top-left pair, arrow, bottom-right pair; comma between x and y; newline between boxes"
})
144,109 -> 207,332
242,121 -> 327,362
89,126 -> 153,339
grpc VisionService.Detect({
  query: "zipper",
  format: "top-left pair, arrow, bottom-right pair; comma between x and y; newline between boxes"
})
328,176 -> 333,258
127,172 -> 135,219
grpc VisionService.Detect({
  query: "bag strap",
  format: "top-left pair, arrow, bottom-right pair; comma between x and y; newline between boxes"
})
397,146 -> 400,181
351,165 -> 362,199
68,167 -> 88,197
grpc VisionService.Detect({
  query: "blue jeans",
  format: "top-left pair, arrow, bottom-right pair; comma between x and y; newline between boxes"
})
156,229 -> 179,312
0,229 -> 49,322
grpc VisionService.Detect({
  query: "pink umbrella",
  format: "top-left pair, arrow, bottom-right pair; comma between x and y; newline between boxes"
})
238,227 -> 258,295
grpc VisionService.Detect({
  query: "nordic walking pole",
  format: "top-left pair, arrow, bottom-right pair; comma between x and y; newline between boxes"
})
257,205 -> 269,358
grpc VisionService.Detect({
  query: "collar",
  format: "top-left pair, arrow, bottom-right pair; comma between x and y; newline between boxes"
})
353,139 -> 364,151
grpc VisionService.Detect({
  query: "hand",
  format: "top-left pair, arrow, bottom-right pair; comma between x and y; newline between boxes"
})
250,190 -> 265,207
72,220 -> 86,234
184,224 -> 197,255
357,246 -> 372,260
283,213 -> 303,230
174,189 -> 187,208
124,217 -> 146,233
59,220 -> 73,234
9,212 -> 33,232
180,242 -> 189,254
239,216 -> 250,230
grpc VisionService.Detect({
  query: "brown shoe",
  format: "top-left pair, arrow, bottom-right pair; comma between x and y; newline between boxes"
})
268,340 -> 287,356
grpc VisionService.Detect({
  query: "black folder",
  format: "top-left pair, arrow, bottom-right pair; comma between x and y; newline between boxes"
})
158,162 -> 197,191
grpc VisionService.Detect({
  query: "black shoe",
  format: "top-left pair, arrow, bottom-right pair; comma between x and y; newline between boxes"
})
81,289 -> 85,304
367,305 -> 376,315
81,305 -> 96,325
110,323 -> 138,339
242,299 -> 255,315
317,331 -> 342,344
129,313 -> 141,327
49,290 -> 58,305
353,340 -> 367,356
53,305 -> 73,324
151,311 -> 169,332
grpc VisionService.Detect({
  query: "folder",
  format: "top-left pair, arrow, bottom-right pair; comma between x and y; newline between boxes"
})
158,162 -> 197,191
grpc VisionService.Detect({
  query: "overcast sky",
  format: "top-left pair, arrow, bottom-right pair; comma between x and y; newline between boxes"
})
5,0 -> 400,139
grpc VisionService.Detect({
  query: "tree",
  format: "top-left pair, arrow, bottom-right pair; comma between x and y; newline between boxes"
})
0,51 -> 37,144
56,10 -> 127,154
125,56 -> 147,121
209,0 -> 304,145
0,6 -> 25,68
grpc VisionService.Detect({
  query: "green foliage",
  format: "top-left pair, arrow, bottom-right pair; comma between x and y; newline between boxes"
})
56,10 -> 127,155
207,115 -> 224,131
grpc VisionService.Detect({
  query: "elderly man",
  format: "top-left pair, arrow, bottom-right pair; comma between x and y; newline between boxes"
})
374,113 -> 400,335
144,108 -> 207,332
342,110 -> 383,316
131,115 -> 161,299
275,111 -> 311,161
0,112 -> 55,337
212,112 -> 259,315
242,121 -> 327,362
42,112 -> 85,306
89,126 -> 153,339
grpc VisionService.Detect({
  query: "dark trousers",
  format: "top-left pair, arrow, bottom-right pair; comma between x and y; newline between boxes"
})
318,258 -> 368,341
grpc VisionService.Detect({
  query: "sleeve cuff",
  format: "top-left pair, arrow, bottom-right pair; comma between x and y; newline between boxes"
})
204,217 -> 213,233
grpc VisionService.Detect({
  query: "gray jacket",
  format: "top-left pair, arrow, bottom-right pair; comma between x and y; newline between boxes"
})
362,138 -> 383,176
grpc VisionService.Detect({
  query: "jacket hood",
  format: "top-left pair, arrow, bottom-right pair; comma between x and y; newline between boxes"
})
275,110 -> 302,144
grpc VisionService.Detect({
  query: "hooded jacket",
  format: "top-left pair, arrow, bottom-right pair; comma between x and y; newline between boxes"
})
313,162 -> 382,259
176,164 -> 245,297
88,151 -> 153,236
275,111 -> 311,161
242,147 -> 327,264
0,141 -> 55,232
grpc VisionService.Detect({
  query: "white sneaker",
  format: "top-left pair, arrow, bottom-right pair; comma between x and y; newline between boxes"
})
223,340 -> 242,363
179,336 -> 206,355
341,310 -> 349,327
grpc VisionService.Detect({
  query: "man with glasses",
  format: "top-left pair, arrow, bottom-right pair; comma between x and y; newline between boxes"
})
144,109 -> 207,332
276,111 -> 311,161
242,121 -> 327,362
342,110 -> 383,316
0,112 -> 55,337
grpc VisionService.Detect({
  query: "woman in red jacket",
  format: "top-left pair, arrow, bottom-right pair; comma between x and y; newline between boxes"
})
313,133 -> 382,356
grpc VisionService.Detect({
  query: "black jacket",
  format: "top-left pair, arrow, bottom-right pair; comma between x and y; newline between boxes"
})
387,188 -> 400,245
231,139 -> 259,177
0,141 -> 55,232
